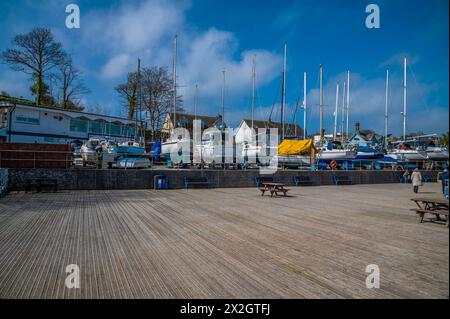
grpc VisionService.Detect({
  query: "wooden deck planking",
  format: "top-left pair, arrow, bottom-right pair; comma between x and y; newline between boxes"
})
0,183 -> 448,299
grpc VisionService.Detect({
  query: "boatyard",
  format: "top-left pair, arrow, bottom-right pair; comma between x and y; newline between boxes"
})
0,0 -> 448,305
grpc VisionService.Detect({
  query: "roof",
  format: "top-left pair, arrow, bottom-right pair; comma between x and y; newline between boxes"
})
171,113 -> 223,128
0,95 -> 139,124
241,119 -> 302,135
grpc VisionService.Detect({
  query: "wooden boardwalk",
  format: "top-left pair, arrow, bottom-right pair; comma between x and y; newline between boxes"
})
0,183 -> 448,299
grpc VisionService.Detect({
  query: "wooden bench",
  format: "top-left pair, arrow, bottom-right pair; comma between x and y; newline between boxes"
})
422,175 -> 435,183
333,175 -> 352,185
254,176 -> 274,188
410,208 -> 449,227
293,175 -> 313,186
259,187 -> 290,197
184,177 -> 212,189
25,179 -> 58,193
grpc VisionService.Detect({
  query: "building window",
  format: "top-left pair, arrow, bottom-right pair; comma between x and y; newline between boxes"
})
70,118 -> 88,132
110,123 -> 121,135
44,137 -> 60,143
0,109 -> 7,128
89,121 -> 104,134
16,115 -> 40,125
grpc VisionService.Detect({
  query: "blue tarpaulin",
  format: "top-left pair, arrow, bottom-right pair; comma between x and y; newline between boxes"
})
153,141 -> 161,162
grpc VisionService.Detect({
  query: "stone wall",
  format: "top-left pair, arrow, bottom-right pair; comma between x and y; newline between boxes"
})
7,168 -> 439,191
0,168 -> 8,196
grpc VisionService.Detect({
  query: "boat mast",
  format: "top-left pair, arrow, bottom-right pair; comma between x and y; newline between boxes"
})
280,42 -> 287,140
135,58 -> 141,143
385,69 -> 389,145
194,84 -> 198,120
221,70 -> 226,130
346,70 -> 350,141
341,81 -> 346,143
172,35 -> 177,131
334,82 -> 339,140
402,57 -> 407,141
251,54 -> 256,129
319,64 -> 323,142
303,71 -> 307,139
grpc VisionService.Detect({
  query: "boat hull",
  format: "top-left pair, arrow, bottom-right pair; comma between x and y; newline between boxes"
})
317,150 -> 356,161
116,156 -> 151,168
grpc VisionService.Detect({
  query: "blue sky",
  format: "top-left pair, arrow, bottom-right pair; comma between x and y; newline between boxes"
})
0,0 -> 448,136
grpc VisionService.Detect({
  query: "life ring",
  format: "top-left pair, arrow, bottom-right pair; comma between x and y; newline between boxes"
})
330,160 -> 338,169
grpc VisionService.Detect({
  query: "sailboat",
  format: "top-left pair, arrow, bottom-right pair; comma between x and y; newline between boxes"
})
385,57 -> 428,164
316,67 -> 356,162
161,35 -> 192,163
425,146 -> 449,161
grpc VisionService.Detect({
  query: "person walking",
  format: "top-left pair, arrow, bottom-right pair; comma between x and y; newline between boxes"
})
402,169 -> 411,183
440,168 -> 449,194
411,168 -> 423,194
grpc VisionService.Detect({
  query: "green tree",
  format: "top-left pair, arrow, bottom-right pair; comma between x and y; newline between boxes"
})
438,132 -> 449,148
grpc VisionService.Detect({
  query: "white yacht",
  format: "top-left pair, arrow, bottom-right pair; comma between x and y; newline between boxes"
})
386,146 -> 428,162
80,139 -> 117,168
316,142 -> 356,161
425,146 -> 449,161
115,140 -> 151,168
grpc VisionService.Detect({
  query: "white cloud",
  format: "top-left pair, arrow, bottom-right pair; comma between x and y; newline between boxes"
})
83,0 -> 186,54
81,0 -> 281,104
379,53 -> 420,68
305,70 -> 446,136
178,28 -> 281,101
101,53 -> 132,80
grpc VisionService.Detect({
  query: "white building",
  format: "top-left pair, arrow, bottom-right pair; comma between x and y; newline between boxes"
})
0,99 -> 142,144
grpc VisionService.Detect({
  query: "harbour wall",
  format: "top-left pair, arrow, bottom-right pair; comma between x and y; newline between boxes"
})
7,168 -> 440,191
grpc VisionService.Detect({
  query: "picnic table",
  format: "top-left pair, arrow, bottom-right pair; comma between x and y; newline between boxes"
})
259,182 -> 290,197
410,197 -> 449,227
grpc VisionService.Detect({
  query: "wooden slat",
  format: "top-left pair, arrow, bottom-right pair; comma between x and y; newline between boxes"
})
0,183 -> 448,298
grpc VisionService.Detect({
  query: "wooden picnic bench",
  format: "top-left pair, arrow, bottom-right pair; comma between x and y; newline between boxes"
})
333,175 -> 352,186
184,176 -> 212,189
254,175 -> 275,188
259,182 -> 290,197
411,197 -> 449,227
293,175 -> 313,186
25,178 -> 58,193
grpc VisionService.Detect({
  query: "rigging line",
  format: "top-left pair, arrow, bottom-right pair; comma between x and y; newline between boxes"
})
306,69 -> 321,133
291,75 -> 304,125
268,79 -> 282,124
408,63 -> 430,110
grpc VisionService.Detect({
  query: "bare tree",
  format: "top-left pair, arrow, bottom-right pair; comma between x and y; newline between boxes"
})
116,66 -> 183,141
57,56 -> 90,110
1,28 -> 66,105
140,67 -> 183,141
115,72 -> 138,119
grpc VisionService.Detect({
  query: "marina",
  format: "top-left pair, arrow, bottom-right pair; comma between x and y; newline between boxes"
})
0,183 -> 448,298
0,0 -> 448,304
